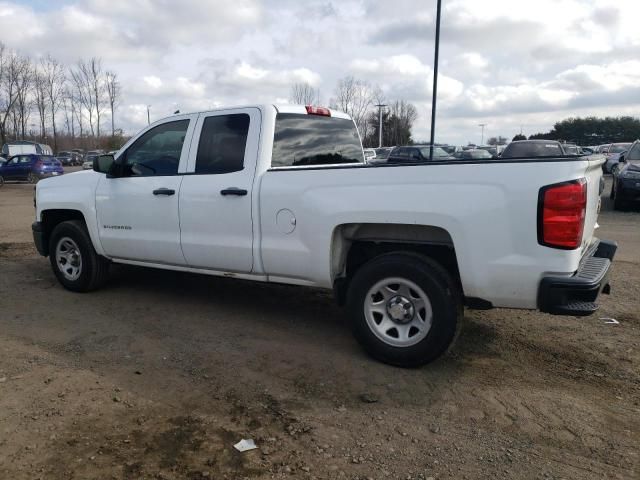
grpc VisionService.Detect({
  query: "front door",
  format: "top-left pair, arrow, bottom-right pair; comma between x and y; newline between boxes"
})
95,115 -> 197,265
179,108 -> 260,272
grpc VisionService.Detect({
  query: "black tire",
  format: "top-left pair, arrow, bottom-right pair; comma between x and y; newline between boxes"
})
610,182 -> 615,200
613,193 -> 626,211
346,252 -> 462,368
49,220 -> 110,292
27,172 -> 38,184
0,175 -> 4,188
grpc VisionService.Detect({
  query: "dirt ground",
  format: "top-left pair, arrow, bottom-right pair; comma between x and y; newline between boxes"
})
0,175 -> 638,480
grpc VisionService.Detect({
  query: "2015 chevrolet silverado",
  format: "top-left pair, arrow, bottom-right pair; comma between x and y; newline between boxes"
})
32,104 -> 616,367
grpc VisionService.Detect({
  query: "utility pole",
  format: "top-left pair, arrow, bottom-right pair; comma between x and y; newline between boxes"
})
428,0 -> 442,161
375,103 -> 387,148
147,105 -> 151,125
478,123 -> 486,145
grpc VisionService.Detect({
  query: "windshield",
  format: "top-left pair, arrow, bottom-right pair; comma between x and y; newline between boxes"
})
609,143 -> 631,154
418,147 -> 449,158
468,149 -> 493,159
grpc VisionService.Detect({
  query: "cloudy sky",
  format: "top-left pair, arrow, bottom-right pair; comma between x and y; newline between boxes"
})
2,0 -> 640,144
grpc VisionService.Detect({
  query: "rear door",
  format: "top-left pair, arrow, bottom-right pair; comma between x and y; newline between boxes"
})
2,156 -> 20,179
179,108 -> 260,272
95,115 -> 197,264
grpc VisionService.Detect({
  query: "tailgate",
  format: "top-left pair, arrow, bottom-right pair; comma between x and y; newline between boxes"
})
581,155 -> 605,254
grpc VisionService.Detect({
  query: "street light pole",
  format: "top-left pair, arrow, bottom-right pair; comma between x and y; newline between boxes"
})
147,105 -> 151,125
375,103 -> 387,148
478,123 -> 486,145
428,0 -> 442,161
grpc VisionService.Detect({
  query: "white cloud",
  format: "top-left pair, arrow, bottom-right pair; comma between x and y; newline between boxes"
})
0,0 -> 639,144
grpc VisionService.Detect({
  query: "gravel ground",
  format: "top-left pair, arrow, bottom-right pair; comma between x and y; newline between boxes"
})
0,175 -> 638,480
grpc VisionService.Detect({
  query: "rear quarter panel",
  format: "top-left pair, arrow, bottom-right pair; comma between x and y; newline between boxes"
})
258,157 -> 604,309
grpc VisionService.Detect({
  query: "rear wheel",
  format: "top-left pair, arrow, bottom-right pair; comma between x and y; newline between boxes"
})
347,252 -> 462,367
27,172 -> 38,184
613,193 -> 627,211
0,175 -> 4,188
49,220 -> 110,292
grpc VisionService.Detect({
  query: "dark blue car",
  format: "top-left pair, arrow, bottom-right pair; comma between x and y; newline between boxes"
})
0,154 -> 64,185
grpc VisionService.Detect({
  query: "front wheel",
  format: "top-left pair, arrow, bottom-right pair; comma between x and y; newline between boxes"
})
49,220 -> 110,292
28,172 -> 39,184
347,252 -> 462,367
0,175 -> 4,188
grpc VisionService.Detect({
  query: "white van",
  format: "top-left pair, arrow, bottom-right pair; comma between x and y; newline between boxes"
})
1,141 -> 53,158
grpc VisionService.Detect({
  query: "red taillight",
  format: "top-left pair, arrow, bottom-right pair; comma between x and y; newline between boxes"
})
538,179 -> 587,249
305,105 -> 331,117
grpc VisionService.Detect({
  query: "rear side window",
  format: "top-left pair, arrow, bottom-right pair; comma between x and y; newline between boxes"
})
502,142 -> 563,158
272,113 -> 364,167
196,114 -> 250,174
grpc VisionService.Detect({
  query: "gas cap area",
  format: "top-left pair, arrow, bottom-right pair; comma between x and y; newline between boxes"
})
276,208 -> 297,234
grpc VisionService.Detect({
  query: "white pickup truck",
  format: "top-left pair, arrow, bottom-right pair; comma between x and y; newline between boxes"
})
32,104 -> 616,367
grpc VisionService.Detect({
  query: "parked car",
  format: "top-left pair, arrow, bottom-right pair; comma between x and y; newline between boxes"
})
56,151 -> 72,166
363,148 -> 376,162
501,140 -> 566,158
32,104 -> 615,367
562,144 -> 582,156
373,147 -> 394,160
56,151 -> 83,166
0,154 -> 63,184
441,145 -> 462,155
387,145 -> 454,163
610,140 -> 640,210
603,143 -> 632,174
83,155 -> 98,169
476,145 -> 502,157
453,149 -> 494,160
1,140 -> 53,158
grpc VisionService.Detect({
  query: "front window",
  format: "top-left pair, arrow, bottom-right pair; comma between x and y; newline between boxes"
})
271,113 -> 364,167
122,120 -> 189,176
609,143 -> 631,154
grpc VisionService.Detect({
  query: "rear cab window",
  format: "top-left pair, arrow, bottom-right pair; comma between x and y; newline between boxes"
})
271,113 -> 364,168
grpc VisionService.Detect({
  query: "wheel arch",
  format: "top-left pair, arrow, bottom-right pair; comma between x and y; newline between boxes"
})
39,209 -> 87,256
331,223 -> 463,305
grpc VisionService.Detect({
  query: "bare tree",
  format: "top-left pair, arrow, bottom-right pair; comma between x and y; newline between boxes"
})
70,58 -> 106,138
13,54 -> 33,139
290,82 -> 319,105
33,70 -> 48,140
61,90 -> 73,137
41,55 -> 66,150
332,76 -> 376,136
0,43 -> 22,145
105,70 -> 120,137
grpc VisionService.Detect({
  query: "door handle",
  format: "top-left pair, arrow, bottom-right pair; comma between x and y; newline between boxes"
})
220,187 -> 248,196
153,188 -> 175,196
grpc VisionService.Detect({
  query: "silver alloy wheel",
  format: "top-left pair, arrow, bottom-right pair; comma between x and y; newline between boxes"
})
55,237 -> 83,281
28,172 -> 38,184
364,277 -> 433,347
611,164 -> 619,176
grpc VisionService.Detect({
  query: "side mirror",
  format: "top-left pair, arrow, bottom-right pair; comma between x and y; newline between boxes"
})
94,154 -> 115,174
619,155 -> 626,163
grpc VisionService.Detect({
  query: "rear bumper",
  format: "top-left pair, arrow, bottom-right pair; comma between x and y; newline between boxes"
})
37,171 -> 63,178
32,221 -> 48,256
538,239 -> 617,316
